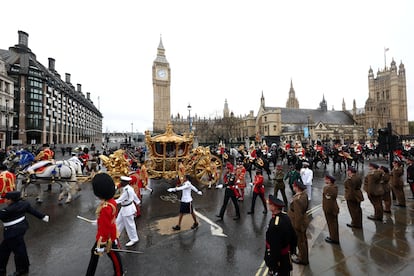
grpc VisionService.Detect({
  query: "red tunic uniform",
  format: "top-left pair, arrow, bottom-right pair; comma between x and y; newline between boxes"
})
35,148 -> 54,161
236,165 -> 246,189
253,174 -> 265,194
95,199 -> 118,243
86,198 -> 123,276
0,171 -> 16,204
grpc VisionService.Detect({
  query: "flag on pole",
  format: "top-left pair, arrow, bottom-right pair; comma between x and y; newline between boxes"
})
385,47 -> 389,52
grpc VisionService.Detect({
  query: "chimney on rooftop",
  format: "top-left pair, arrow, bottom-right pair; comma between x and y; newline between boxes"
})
65,73 -> 71,83
77,84 -> 82,92
48,58 -> 55,71
18,31 -> 29,47
86,92 -> 90,100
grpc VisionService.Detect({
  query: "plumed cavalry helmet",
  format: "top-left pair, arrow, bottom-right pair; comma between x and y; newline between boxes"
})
92,173 -> 115,200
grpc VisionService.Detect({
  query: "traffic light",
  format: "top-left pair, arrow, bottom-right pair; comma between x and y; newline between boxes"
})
377,128 -> 390,151
390,134 -> 400,150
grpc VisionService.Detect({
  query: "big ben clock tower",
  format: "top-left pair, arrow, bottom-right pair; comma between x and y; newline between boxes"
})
152,37 -> 171,133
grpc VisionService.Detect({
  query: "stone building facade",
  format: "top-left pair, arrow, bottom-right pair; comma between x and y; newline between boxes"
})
0,59 -> 14,149
353,60 -> 408,135
0,31 -> 102,147
152,40 -> 408,146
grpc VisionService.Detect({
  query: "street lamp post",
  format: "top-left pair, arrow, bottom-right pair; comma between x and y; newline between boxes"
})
5,99 -> 9,149
187,103 -> 192,133
307,115 -> 311,144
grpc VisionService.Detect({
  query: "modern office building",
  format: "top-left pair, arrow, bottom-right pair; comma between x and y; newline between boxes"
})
0,31 -> 102,147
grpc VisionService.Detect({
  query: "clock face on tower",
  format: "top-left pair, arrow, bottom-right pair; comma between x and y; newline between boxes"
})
157,69 -> 167,79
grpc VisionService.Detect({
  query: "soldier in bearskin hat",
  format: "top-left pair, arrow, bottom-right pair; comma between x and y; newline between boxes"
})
86,173 -> 124,276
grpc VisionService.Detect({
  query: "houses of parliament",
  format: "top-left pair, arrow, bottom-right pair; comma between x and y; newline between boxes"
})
152,38 -> 409,145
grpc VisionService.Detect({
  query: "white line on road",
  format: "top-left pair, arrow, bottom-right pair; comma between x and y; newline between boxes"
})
194,210 -> 227,237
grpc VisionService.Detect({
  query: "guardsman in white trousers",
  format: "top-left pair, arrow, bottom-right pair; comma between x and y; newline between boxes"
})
115,176 -> 141,247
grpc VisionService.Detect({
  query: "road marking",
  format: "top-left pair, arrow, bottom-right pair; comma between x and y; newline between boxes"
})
160,193 -> 180,203
194,210 -> 227,237
255,261 -> 268,276
306,204 -> 322,215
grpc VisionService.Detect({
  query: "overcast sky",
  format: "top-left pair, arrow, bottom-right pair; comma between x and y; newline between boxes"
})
1,0 -> 413,133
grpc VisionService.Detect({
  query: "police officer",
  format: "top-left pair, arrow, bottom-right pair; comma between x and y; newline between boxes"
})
0,191 -> 49,276
264,195 -> 297,276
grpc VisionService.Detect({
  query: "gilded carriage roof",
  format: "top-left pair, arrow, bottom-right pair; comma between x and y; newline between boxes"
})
145,123 -> 193,143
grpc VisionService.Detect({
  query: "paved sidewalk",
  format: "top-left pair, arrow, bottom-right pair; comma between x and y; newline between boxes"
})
294,188 -> 414,276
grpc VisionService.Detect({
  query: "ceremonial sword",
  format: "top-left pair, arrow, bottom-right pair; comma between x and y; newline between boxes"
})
76,215 -> 97,224
111,248 -> 144,254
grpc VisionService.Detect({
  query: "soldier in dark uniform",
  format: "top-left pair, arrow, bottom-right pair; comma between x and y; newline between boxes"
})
364,163 -> 384,221
288,181 -> 309,265
216,173 -> 241,220
86,173 -> 123,276
344,167 -> 364,228
323,175 -> 340,244
264,195 -> 297,276
407,156 -> 414,199
0,191 -> 49,276
284,165 -> 301,196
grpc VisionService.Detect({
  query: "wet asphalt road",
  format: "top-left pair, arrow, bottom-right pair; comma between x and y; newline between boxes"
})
2,155 -> 413,276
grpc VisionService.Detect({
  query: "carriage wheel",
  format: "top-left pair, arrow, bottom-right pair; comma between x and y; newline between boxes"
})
193,155 -> 223,186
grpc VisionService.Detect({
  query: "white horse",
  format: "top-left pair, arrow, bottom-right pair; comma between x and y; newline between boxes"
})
15,164 -> 78,203
56,156 -> 83,176
3,151 -> 79,203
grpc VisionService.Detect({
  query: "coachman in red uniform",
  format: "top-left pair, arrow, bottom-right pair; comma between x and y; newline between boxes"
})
247,169 -> 267,214
86,173 -> 123,276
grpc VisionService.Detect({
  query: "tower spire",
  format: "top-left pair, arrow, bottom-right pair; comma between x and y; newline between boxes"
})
286,79 -> 299,109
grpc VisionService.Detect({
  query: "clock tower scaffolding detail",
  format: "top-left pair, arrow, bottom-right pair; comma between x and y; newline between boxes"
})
152,37 -> 171,133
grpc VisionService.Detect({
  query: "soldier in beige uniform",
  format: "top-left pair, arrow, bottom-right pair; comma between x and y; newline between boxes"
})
288,181 -> 309,265
323,175 -> 339,244
379,166 -> 391,213
364,163 -> 384,221
344,167 -> 364,228
390,160 -> 406,207
273,165 -> 288,209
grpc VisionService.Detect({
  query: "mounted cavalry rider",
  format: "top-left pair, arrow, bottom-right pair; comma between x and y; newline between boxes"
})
26,143 -> 54,178
315,141 -> 324,155
261,140 -> 269,156
248,142 -> 257,163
